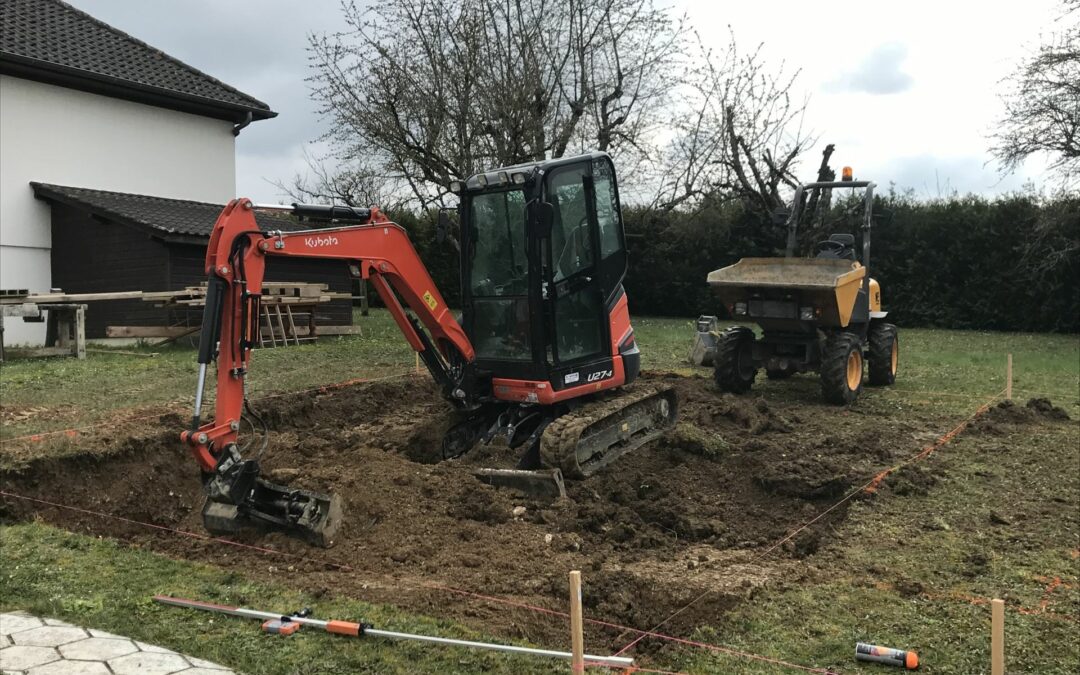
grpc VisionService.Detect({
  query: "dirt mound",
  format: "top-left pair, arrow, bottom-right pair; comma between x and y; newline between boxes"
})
973,397 -> 1071,434
1024,397 -> 1071,420
0,371 -> 969,648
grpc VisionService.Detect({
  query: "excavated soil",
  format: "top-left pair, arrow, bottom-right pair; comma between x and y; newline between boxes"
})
0,372 -> 961,649
970,397 -> 1072,435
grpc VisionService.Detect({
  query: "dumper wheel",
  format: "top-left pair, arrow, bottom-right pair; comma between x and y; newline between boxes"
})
868,322 -> 898,386
714,327 -> 757,393
820,332 -> 864,404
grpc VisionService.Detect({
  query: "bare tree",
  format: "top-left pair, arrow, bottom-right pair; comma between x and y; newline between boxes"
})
990,0 -> 1079,186
272,150 -> 409,211
651,30 -> 813,217
307,0 -> 685,207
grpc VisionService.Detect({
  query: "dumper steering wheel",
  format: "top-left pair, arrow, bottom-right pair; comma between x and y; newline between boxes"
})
816,239 -> 848,255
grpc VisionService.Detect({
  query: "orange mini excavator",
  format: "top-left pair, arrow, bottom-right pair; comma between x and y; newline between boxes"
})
182,152 -> 677,545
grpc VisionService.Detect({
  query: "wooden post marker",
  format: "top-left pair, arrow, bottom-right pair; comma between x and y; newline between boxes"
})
416,352 -> 421,373
1005,354 -> 1013,401
991,598 -> 1005,675
569,570 -> 584,674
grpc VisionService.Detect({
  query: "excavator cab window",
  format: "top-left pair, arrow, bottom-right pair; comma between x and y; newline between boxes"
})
467,188 -> 531,360
548,164 -> 604,364
458,152 -> 628,380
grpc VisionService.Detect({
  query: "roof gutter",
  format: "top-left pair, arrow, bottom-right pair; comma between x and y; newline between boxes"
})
232,110 -> 253,136
0,53 -> 276,123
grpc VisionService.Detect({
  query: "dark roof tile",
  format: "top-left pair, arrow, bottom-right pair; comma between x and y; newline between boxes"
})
30,183 -> 306,239
0,0 -> 274,120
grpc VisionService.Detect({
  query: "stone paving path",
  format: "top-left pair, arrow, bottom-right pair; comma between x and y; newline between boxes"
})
0,612 -> 236,675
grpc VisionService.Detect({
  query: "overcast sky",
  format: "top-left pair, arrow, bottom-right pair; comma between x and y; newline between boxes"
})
69,0 -> 1063,203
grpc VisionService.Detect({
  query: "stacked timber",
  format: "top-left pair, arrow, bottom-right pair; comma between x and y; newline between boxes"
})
0,285 -> 359,347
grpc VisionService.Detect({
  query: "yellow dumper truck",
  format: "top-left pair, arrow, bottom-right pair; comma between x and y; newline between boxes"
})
707,174 -> 898,404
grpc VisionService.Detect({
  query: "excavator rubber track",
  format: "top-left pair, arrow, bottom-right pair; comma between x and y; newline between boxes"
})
539,384 -> 678,479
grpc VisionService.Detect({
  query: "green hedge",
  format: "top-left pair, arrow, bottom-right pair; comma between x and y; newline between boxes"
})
391,192 -> 1079,333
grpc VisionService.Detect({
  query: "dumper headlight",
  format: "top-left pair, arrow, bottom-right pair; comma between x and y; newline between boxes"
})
799,306 -> 815,320
733,302 -> 748,316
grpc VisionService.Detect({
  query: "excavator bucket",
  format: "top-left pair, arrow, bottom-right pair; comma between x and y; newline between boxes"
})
202,481 -> 343,548
201,449 -> 343,547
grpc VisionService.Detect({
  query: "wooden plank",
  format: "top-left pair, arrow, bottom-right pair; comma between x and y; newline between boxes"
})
86,348 -> 158,357
262,282 -> 328,290
289,325 -> 363,337
141,290 -> 193,301
170,296 -> 329,307
0,290 -> 145,304
285,306 -> 300,346
1,304 -> 44,318
108,319 -> 353,342
106,325 -> 197,338
12,346 -> 73,358
274,305 -> 288,346
263,304 -> 277,347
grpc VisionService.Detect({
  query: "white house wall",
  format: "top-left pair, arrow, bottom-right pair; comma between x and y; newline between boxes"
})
0,74 -> 237,344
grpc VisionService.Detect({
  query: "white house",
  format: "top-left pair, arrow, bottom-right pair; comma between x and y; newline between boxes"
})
0,0 -> 275,344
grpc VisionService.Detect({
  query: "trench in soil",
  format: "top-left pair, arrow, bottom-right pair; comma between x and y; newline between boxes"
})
0,372 -> 950,652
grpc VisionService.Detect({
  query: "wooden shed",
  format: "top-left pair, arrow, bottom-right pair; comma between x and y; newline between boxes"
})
31,183 -> 352,338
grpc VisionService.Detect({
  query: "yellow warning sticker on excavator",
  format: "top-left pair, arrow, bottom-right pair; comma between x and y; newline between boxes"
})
423,291 -> 438,311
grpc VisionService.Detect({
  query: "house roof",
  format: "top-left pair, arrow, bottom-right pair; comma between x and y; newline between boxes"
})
0,0 -> 275,124
31,183 -> 307,242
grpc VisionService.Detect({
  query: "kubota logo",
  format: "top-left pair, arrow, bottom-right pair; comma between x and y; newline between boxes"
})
304,235 -> 339,248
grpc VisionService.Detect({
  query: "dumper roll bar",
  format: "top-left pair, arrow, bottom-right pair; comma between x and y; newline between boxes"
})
784,180 -> 877,271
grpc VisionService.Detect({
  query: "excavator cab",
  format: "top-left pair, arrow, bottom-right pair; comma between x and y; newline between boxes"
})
451,152 -> 639,399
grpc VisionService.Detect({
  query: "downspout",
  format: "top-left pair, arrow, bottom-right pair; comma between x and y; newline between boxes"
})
232,111 -> 253,136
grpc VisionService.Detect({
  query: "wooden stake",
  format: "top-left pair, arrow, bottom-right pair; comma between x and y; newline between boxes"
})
1005,354 -> 1013,401
991,598 -> 1005,675
569,570 -> 584,674
415,352 -> 421,373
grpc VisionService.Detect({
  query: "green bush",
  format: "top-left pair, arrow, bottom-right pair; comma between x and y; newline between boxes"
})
621,191 -> 1078,333
389,192 -> 1078,333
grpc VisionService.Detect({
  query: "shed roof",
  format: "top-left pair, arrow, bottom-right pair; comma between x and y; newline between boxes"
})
0,0 -> 275,123
31,183 -> 306,242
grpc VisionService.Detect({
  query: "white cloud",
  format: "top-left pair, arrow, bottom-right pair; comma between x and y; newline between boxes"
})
823,43 -> 913,95
68,0 -> 1065,200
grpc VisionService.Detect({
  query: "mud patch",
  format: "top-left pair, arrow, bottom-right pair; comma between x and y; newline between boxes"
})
0,372 -> 970,649
973,397 -> 1071,435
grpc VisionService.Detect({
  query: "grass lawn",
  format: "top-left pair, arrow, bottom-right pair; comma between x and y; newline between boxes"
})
0,522 -> 556,675
2,310 -> 1078,673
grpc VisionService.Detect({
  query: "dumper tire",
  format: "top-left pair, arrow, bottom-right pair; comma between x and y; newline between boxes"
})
868,322 -> 898,386
820,331 -> 864,404
714,327 -> 757,394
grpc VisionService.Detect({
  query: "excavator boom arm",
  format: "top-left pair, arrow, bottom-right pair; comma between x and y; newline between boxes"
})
184,198 -> 475,473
